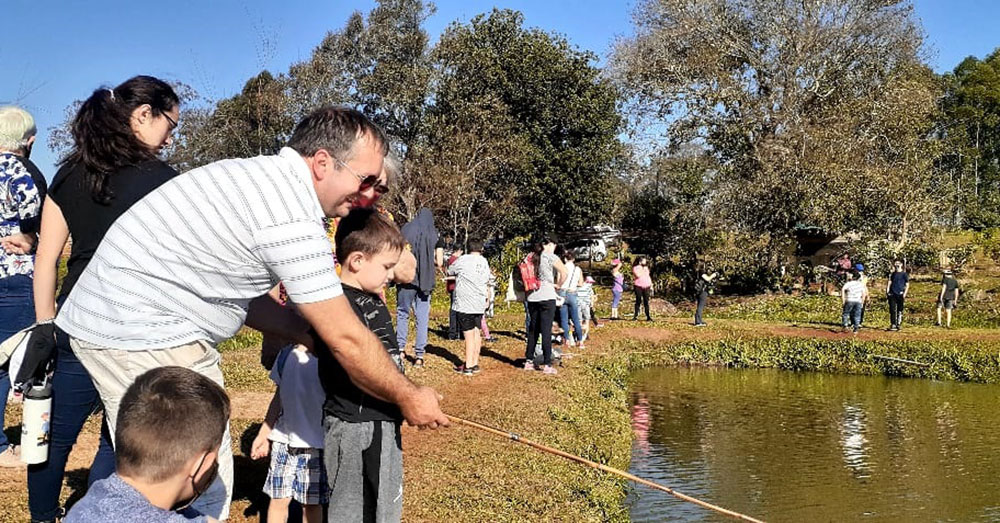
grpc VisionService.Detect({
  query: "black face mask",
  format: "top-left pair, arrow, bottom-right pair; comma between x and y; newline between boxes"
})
172,452 -> 219,513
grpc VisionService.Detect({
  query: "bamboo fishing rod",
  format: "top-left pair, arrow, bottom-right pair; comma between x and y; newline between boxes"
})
446,414 -> 765,522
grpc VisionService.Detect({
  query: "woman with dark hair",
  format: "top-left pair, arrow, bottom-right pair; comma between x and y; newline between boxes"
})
523,235 -> 567,375
17,75 -> 180,522
632,256 -> 653,321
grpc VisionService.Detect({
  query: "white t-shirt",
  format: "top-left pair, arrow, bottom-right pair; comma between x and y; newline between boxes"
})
269,346 -> 325,449
843,280 -> 866,303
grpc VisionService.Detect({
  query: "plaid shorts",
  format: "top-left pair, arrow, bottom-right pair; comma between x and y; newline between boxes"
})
263,441 -> 329,505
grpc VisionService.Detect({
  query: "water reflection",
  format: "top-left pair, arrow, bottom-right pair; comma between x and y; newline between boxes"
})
628,367 -> 1000,522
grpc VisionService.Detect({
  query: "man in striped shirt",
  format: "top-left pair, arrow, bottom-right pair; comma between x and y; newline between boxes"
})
55,107 -> 448,520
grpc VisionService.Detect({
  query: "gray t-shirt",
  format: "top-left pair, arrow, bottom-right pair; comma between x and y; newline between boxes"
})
448,253 -> 491,314
64,474 -> 208,522
528,252 -> 559,303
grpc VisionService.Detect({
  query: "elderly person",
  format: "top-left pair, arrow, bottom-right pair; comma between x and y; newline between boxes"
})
0,106 -> 44,467
45,106 -> 446,520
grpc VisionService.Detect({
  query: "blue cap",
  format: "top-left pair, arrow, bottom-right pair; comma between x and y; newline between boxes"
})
855,263 -> 865,271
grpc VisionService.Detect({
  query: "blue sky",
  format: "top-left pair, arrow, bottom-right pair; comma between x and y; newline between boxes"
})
1,0 -> 997,178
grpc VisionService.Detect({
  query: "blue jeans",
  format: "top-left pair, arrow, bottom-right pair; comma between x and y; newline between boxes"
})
559,291 -> 583,344
396,286 -> 431,358
27,316 -> 116,520
0,274 -> 35,454
842,301 -> 863,331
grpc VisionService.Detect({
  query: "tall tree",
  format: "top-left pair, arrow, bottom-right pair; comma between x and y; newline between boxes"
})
613,0 -> 938,244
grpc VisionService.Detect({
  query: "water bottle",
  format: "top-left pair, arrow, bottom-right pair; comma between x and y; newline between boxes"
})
21,382 -> 52,465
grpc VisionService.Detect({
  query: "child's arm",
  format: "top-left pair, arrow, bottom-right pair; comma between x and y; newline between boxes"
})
251,390 -> 282,460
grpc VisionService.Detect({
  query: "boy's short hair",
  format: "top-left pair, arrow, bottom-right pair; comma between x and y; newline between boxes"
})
115,366 -> 230,482
335,208 -> 406,261
466,238 -> 484,253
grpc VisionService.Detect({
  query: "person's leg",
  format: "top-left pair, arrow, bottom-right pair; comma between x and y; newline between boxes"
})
540,301 -> 557,366
447,292 -> 459,339
643,288 -> 652,320
0,275 -> 36,456
324,416 -> 371,522
946,305 -> 953,327
303,504 -> 323,523
394,287 -> 415,356
937,305 -> 943,326
414,291 -> 431,359
887,295 -> 898,328
898,296 -> 905,328
558,291 -> 571,345
566,293 -> 583,344
525,302 -> 541,363
266,496 -> 292,523
633,289 -> 641,320
612,290 -> 621,318
0,368 -> 9,456
695,294 -> 706,325
373,421 -> 404,523
472,326 -> 482,368
462,325 -> 476,369
851,302 -> 863,331
842,302 -> 851,328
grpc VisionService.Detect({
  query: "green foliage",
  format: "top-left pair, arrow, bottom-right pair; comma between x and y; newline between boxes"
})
975,228 -> 1000,263
490,235 -> 528,303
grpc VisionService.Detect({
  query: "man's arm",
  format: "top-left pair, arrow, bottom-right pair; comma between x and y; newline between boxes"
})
903,281 -> 909,298
245,295 -> 312,348
296,296 -> 449,429
390,248 -> 416,284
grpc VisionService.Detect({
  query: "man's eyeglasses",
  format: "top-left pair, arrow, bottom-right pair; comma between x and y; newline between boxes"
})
334,157 -> 389,195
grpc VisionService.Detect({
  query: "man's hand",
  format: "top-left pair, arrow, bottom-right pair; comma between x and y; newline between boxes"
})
391,248 -> 417,284
1,233 -> 35,255
399,386 -> 450,429
250,432 -> 271,460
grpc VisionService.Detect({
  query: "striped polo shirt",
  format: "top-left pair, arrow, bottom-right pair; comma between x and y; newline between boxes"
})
57,147 -> 342,350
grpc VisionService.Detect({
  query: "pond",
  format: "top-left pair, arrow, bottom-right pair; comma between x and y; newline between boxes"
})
627,366 -> 1000,522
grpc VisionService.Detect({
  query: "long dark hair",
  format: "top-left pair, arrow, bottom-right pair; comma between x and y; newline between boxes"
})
61,75 -> 179,204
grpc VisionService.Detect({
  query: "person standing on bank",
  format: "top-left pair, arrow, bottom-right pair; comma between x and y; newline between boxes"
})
0,106 -> 44,468
49,107 -> 449,520
886,260 -> 909,331
937,268 -> 960,328
16,77 -> 180,522
396,207 -> 437,368
694,266 -> 718,327
524,235 -> 567,375
841,271 -> 868,333
632,256 -> 653,321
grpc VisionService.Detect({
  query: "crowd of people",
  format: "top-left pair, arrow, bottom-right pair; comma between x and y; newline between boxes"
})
839,260 -> 963,332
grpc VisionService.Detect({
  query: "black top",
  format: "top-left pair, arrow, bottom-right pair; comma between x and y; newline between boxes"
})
888,271 -> 909,296
318,284 -> 404,423
16,155 -> 47,235
48,160 -> 178,300
941,276 -> 960,300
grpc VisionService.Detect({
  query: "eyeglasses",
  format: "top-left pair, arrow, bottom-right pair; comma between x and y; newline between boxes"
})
162,111 -> 178,131
334,157 -> 389,195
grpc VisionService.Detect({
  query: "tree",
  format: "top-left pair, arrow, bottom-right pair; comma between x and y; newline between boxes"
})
940,49 -> 1000,229
421,9 -> 625,241
613,0 -> 938,244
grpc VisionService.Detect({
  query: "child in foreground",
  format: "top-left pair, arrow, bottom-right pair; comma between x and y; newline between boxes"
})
316,208 -> 407,522
64,366 -> 230,523
448,239 -> 492,376
250,340 -> 328,522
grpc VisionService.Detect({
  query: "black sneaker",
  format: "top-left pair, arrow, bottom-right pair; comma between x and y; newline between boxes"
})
413,358 -> 425,368
462,366 -> 475,376
468,365 -> 481,375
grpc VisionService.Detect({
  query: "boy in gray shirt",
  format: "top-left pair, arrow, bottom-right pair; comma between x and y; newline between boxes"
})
447,239 -> 491,376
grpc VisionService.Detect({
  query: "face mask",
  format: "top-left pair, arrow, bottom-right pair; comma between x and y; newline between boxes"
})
172,451 -> 219,512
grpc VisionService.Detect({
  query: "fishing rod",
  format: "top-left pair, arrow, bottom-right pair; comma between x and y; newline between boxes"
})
446,414 -> 765,522
870,354 -> 930,367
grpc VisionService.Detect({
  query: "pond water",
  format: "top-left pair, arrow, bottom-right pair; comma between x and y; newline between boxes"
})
627,366 -> 1000,522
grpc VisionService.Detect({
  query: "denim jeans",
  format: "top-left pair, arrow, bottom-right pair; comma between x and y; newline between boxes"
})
842,301 -> 863,330
695,292 -> 708,324
27,325 -> 116,521
395,286 -> 431,358
0,274 -> 35,455
559,290 -> 583,344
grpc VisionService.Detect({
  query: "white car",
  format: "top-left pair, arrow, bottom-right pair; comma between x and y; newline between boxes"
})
568,238 -> 608,262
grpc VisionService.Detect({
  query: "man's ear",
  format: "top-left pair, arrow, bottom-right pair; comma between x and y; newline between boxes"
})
312,149 -> 333,182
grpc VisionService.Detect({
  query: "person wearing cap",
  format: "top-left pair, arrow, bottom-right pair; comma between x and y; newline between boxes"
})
937,268 -> 960,328
694,264 -> 718,327
0,105 -> 43,468
610,259 -> 624,320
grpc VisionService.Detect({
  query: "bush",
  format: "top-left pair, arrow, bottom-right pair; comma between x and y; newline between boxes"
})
975,228 -> 1000,263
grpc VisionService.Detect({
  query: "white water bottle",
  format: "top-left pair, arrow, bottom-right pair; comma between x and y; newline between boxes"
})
21,382 -> 52,465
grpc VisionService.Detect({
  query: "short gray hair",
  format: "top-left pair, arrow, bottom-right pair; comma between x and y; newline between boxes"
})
0,106 -> 36,152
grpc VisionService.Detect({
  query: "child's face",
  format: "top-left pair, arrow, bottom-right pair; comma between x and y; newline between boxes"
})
347,246 -> 401,293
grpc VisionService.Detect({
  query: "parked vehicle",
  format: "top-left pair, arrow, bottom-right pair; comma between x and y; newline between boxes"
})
567,238 -> 608,262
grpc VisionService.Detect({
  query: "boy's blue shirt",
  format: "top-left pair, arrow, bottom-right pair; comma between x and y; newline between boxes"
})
64,473 -> 207,522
